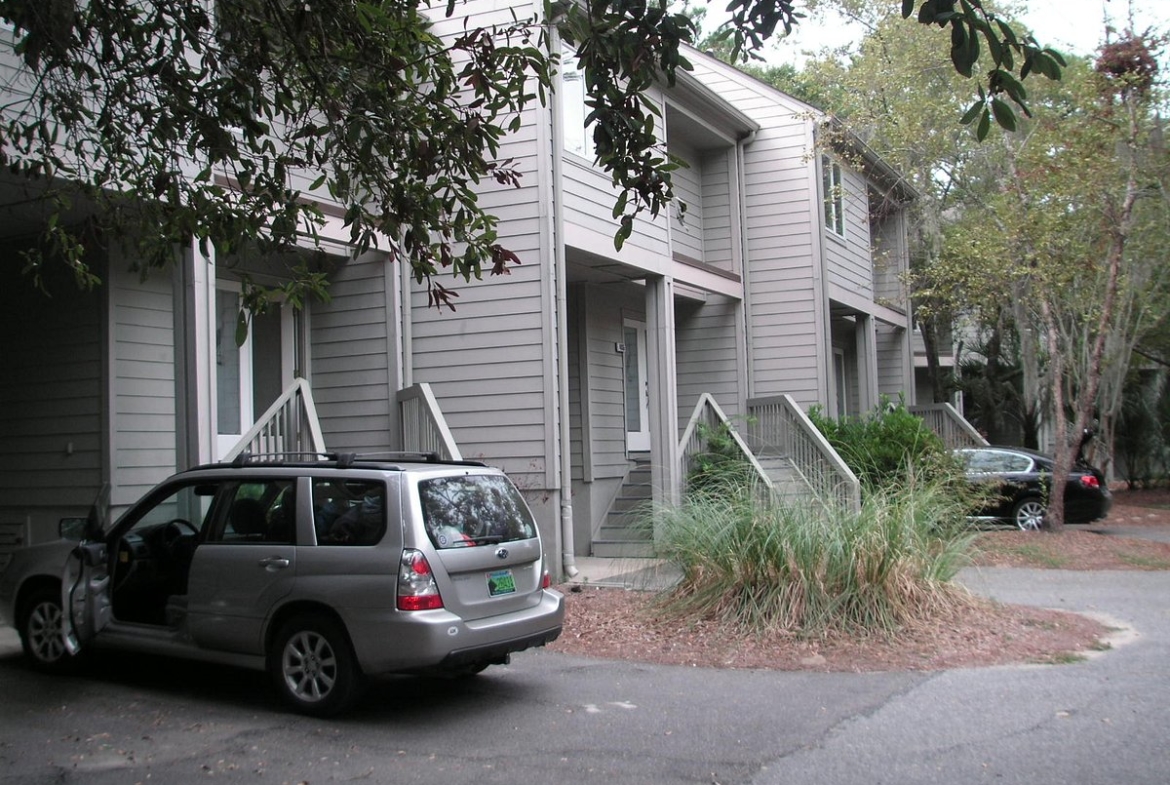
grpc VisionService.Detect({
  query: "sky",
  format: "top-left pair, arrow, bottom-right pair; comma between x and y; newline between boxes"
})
758,0 -> 1170,66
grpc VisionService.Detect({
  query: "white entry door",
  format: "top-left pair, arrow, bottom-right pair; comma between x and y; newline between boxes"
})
624,319 -> 651,452
215,284 -> 300,459
216,285 -> 254,459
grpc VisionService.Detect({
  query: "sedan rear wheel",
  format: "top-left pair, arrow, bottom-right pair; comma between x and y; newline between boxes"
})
270,614 -> 362,717
1012,498 -> 1047,532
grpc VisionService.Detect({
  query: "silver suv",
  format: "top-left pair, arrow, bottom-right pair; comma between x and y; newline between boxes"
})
0,453 -> 564,716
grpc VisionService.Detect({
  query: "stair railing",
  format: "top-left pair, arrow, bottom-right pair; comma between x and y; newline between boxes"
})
224,377 -> 327,460
398,382 -> 463,461
746,395 -> 861,512
909,402 -> 989,450
678,393 -> 773,497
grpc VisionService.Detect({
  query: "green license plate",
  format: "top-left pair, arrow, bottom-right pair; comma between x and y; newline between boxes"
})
487,569 -> 516,597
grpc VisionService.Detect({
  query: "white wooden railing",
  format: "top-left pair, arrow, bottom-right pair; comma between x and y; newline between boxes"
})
224,378 -> 327,461
909,402 -> 989,450
398,383 -> 463,461
678,393 -> 773,496
745,395 -> 861,513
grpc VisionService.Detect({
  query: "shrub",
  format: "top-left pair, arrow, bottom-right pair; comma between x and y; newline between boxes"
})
808,398 -> 955,491
687,420 -> 757,494
652,474 -> 976,637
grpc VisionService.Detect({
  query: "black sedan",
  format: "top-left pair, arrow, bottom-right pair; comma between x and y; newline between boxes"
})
956,446 -> 1113,531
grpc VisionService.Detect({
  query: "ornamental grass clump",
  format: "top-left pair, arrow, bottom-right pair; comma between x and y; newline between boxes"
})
654,476 -> 977,637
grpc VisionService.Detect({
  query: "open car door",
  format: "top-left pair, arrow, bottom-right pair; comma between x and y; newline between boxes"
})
61,485 -> 113,656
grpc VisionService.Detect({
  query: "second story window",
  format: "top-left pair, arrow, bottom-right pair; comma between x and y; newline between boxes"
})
823,156 -> 845,238
561,48 -> 592,158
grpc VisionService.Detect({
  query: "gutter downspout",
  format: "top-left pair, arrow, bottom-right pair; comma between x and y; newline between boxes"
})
737,128 -> 757,399
550,30 -> 577,579
399,233 -> 413,389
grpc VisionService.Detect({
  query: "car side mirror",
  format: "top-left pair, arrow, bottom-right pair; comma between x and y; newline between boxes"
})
59,517 -> 88,541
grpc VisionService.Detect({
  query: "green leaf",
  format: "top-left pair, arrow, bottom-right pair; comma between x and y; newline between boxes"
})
975,108 -> 991,141
990,97 -> 1016,131
950,23 -> 970,77
959,99 -> 983,125
235,309 -> 249,348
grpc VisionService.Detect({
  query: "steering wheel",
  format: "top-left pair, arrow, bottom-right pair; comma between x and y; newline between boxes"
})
164,517 -> 198,536
161,518 -> 198,555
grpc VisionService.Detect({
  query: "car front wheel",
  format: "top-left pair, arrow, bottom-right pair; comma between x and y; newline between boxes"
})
269,614 -> 362,717
19,587 -> 80,672
1012,497 -> 1047,532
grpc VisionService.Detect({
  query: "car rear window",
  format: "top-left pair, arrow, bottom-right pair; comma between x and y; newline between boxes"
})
418,474 -> 537,549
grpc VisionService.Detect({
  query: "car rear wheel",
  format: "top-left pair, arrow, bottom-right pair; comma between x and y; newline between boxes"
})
1012,497 -> 1046,532
19,587 -> 80,673
269,614 -> 362,717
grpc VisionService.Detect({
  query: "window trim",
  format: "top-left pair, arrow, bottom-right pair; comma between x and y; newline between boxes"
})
822,155 -> 846,238
560,47 -> 593,160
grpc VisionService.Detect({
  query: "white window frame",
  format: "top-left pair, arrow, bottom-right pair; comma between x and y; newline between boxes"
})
823,156 -> 845,238
215,282 -> 254,459
623,319 -> 650,453
560,47 -> 593,159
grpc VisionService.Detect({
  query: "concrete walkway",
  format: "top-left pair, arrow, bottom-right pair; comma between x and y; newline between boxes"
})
563,556 -> 681,591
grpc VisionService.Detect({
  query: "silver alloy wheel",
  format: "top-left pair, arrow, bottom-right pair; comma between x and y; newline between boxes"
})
280,629 -> 338,703
1014,499 -> 1046,532
27,598 -> 66,664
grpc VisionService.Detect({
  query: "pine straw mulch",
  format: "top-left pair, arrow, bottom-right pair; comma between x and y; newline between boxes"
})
546,488 -> 1170,673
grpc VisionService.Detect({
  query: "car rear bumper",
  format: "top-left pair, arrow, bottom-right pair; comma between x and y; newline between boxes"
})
346,588 -> 565,675
1067,489 -> 1113,523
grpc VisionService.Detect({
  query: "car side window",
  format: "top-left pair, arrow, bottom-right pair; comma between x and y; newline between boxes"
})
1002,454 -> 1032,473
125,482 -> 215,536
206,480 -> 297,545
964,450 -> 997,473
312,479 -> 386,546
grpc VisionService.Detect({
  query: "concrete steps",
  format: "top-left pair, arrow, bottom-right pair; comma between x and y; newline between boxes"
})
592,458 -> 656,558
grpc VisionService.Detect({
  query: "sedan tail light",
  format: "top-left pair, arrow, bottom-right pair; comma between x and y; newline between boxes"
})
397,549 -> 444,611
1080,475 -> 1100,489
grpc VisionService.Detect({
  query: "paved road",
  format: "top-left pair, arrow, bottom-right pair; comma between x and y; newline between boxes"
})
0,566 -> 1167,785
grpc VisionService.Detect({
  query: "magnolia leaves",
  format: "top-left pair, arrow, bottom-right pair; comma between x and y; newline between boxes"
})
905,0 -> 1066,139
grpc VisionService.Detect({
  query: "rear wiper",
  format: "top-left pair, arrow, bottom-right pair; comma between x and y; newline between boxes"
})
466,534 -> 504,545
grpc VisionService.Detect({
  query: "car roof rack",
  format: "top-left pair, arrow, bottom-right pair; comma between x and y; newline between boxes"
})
346,451 -> 487,467
229,451 -> 334,467
221,451 -> 485,469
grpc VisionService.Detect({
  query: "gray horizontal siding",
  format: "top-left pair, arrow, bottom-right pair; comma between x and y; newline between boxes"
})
824,164 -> 874,297
671,137 -> 705,262
111,259 -> 177,509
676,296 -> 742,430
410,257 -> 551,473
876,323 -> 908,400
311,255 -> 394,452
873,210 -> 908,308
683,52 -> 831,409
702,149 -> 734,272
583,285 -> 643,479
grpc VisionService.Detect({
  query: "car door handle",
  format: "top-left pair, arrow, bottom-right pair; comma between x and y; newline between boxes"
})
259,556 -> 291,570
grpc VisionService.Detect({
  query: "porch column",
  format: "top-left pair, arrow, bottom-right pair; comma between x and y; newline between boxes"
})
645,275 -> 680,509
856,313 -> 877,412
175,240 -> 217,469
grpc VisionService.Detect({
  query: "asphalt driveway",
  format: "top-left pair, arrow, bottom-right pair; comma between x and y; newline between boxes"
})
0,562 -> 1167,784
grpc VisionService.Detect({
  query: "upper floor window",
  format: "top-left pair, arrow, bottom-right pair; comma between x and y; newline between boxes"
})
822,156 -> 845,237
560,48 -> 592,158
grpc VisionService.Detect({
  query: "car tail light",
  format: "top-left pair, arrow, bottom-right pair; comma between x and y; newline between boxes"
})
1080,475 -> 1100,489
397,549 -> 444,611
541,570 -> 551,589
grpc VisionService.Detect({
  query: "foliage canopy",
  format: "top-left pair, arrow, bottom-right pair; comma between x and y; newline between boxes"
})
0,0 -> 1062,307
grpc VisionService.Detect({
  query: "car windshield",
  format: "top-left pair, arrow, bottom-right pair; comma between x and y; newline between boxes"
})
418,474 -> 537,549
